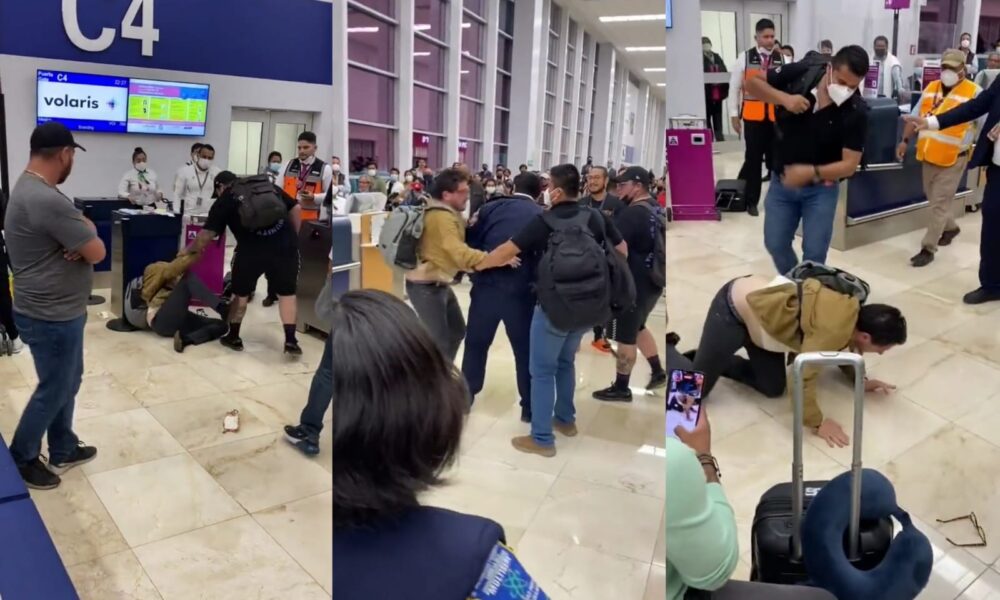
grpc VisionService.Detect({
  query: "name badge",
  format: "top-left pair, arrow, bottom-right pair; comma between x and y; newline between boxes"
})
469,543 -> 549,600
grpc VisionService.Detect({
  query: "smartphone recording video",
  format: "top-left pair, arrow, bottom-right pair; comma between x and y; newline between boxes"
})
667,369 -> 705,438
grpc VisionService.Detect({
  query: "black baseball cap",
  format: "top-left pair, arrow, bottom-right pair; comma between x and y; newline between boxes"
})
212,171 -> 238,198
30,122 -> 86,152
617,166 -> 650,185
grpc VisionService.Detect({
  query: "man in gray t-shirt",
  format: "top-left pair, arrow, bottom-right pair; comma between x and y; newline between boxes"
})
3,122 -> 105,491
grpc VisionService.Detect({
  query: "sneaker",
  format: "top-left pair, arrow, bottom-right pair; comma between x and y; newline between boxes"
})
283,425 -> 320,456
46,442 -> 97,475
963,287 -> 1000,305
11,338 -> 23,354
552,420 -> 578,437
173,331 -> 186,354
592,385 -> 633,403
647,371 -> 668,390
510,435 -> 556,457
262,294 -> 278,307
747,205 -> 760,217
18,458 -> 60,490
939,227 -> 961,246
910,248 -> 934,267
284,341 -> 303,356
591,339 -> 611,353
220,335 -> 244,352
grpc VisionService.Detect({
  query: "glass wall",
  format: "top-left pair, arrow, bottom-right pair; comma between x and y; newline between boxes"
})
494,0 -> 514,167
542,1 -> 562,169
413,0 -> 449,168
460,2 -> 486,169
347,1 -> 397,171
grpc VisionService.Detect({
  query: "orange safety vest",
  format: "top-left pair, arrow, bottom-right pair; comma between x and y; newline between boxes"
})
742,48 -> 784,122
283,158 -> 326,220
916,79 -> 980,168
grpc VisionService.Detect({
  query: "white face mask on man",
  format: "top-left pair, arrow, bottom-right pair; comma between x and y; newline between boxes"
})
940,69 -> 962,88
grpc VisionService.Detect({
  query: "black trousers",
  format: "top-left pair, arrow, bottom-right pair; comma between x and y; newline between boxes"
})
461,286 -> 534,408
692,281 -> 786,399
0,242 -> 16,340
738,120 -> 775,209
151,273 -> 228,345
981,165 -> 1000,291
706,100 -> 725,142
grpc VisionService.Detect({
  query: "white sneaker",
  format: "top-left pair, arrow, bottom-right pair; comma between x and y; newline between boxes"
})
11,338 -> 23,354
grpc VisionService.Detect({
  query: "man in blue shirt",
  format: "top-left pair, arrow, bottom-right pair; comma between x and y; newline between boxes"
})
462,173 -> 544,422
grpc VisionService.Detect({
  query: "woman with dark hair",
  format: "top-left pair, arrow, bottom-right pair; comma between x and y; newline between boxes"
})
117,147 -> 162,205
331,290 -> 547,599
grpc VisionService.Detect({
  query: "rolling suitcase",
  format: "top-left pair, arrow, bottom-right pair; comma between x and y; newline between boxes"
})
750,352 -> 893,585
714,179 -> 745,212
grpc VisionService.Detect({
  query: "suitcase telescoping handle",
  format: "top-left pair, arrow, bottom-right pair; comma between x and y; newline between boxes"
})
791,351 -> 866,563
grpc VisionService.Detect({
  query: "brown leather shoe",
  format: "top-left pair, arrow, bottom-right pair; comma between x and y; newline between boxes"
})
511,436 -> 556,457
553,420 -> 578,437
939,228 -> 961,246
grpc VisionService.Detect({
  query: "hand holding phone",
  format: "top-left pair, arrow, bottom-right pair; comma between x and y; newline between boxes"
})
667,369 -> 705,440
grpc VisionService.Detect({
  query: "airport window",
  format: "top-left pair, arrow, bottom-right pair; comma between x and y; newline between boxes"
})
413,132 -> 444,169
542,150 -> 552,169
499,0 -> 515,36
459,99 -> 481,139
462,17 -> 484,60
352,0 -> 394,17
494,109 -> 509,145
918,0 -> 961,53
549,2 -> 562,30
568,19 -> 577,43
348,66 -> 395,126
415,0 -> 449,44
459,140 -> 480,169
414,37 -> 446,88
349,123 -> 395,173
498,36 -> 513,72
546,65 -> 557,94
413,85 -> 445,134
464,0 -> 484,17
544,94 -> 555,123
495,75 -> 511,109
494,144 -> 508,168
548,33 -> 560,61
461,58 -> 482,99
347,8 -> 395,72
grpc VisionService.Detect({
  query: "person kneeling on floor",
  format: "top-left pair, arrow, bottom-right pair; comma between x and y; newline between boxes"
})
122,248 -> 230,352
684,275 -> 906,447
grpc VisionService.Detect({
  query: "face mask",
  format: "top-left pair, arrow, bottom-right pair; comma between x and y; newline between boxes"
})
961,39 -> 971,49
135,162 -> 147,172
268,162 -> 282,174
367,169 -> 377,177
828,83 -> 855,106
702,44 -> 712,53
542,190 -> 551,206
940,69 -> 961,87
197,158 -> 212,170
485,186 -> 496,194
390,173 -> 399,181
332,163 -> 341,172
404,174 -> 413,182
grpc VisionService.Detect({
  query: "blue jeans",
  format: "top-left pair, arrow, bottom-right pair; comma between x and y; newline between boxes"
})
9,313 -> 86,466
763,178 -> 840,275
299,333 -> 333,440
529,306 -> 586,446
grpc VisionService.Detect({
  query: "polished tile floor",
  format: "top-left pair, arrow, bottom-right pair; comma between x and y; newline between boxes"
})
667,151 -> 1000,600
0,294 -> 333,599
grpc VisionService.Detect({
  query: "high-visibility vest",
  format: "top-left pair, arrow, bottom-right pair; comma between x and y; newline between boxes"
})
916,79 -> 980,167
742,48 -> 784,122
283,157 -> 326,220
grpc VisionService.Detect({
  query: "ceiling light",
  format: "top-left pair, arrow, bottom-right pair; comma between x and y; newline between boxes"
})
414,24 -> 431,31
414,51 -> 431,57
462,22 -> 472,28
657,83 -> 666,87
461,70 -> 470,74
599,14 -> 666,23
347,26 -> 380,33
644,67 -> 666,72
625,46 -> 665,52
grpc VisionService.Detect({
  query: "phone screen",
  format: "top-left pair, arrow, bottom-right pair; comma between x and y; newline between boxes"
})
666,369 -> 705,438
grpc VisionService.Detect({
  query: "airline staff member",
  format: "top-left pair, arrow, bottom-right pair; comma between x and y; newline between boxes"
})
173,144 -> 220,215
730,18 -> 785,217
118,147 -> 162,205
280,131 -> 332,221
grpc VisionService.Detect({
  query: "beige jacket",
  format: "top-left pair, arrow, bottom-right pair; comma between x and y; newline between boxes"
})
405,199 -> 487,284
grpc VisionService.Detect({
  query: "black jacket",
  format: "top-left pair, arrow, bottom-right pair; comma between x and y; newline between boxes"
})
703,51 -> 730,102
937,76 -> 1000,168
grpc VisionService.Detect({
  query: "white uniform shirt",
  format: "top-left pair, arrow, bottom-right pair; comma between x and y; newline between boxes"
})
729,46 -> 782,117
118,168 -> 160,205
173,163 -> 221,215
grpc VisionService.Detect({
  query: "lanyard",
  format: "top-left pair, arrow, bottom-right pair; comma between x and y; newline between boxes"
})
194,168 -> 211,194
297,160 -> 312,191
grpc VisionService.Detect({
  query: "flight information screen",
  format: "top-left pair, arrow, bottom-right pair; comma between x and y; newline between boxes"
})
36,70 -> 129,133
126,78 -> 210,136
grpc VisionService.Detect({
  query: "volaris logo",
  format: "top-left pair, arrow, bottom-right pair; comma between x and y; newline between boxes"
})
42,95 -> 100,110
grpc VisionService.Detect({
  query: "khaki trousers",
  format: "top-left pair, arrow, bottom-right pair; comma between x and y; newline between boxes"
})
921,156 -> 968,252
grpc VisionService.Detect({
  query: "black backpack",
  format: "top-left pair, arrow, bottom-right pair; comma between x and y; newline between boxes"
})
230,175 -> 288,231
636,201 -> 666,289
535,210 -> 613,331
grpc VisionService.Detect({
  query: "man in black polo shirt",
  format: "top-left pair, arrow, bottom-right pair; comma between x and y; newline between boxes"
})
745,45 -> 870,275
593,167 -> 667,402
579,165 -> 627,352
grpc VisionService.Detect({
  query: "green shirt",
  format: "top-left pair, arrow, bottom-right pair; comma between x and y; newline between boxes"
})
665,437 -> 740,600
